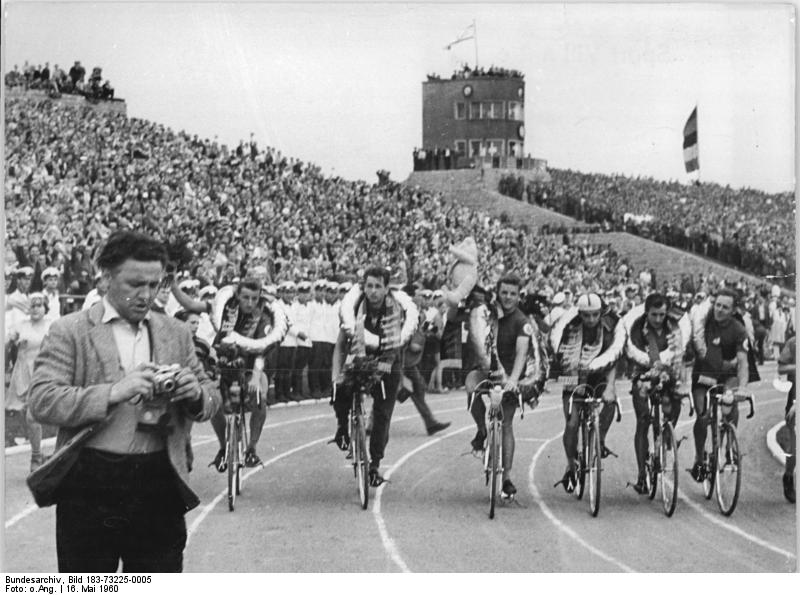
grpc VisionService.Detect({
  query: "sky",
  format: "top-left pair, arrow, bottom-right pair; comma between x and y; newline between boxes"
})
2,1 -> 795,193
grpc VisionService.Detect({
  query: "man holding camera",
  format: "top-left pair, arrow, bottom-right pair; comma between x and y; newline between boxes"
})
29,231 -> 220,573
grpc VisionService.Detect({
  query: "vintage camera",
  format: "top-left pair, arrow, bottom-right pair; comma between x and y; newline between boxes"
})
153,363 -> 181,396
137,364 -> 182,432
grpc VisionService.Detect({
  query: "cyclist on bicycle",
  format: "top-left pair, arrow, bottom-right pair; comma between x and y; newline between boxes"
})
332,266 -> 418,487
550,292 -> 626,493
466,274 -> 545,498
209,277 -> 288,470
622,292 -> 691,494
688,287 -> 751,482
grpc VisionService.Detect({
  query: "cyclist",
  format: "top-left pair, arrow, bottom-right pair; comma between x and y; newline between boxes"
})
621,293 -> 691,494
466,274 -> 545,498
332,266 -> 418,487
777,336 -> 795,503
688,287 -> 751,482
201,277 -> 288,469
550,292 -> 626,493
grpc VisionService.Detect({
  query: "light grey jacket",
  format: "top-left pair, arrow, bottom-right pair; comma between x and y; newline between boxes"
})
28,302 -> 220,510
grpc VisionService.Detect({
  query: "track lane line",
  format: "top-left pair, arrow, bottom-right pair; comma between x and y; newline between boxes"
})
672,397 -> 795,561
527,430 -> 638,573
373,402 -> 563,572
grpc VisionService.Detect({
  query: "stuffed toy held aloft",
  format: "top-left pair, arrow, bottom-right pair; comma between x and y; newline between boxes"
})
441,237 -> 478,320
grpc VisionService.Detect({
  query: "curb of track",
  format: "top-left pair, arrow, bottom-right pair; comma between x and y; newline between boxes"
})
766,421 -> 787,466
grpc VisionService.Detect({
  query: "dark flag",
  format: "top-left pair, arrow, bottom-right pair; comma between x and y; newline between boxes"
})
683,107 -> 699,173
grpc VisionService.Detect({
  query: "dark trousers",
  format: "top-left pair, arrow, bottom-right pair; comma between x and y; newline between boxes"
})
334,369 -> 401,469
631,389 -> 681,479
309,342 -> 334,398
56,448 -> 187,573
275,346 -> 295,400
404,364 -> 437,431
292,346 -> 312,399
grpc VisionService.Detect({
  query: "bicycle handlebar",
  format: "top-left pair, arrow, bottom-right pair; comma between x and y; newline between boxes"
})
469,378 -> 526,418
704,386 -> 756,419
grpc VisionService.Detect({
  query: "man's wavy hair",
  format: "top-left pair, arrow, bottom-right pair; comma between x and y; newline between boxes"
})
96,231 -> 168,272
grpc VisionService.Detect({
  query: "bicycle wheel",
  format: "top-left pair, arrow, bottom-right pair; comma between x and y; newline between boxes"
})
587,416 -> 602,517
354,408 -> 369,510
702,417 -> 716,500
646,423 -> 658,500
715,423 -> 741,516
488,417 -> 500,519
576,417 -> 587,500
237,412 -> 248,496
226,416 -> 238,512
660,423 -> 679,517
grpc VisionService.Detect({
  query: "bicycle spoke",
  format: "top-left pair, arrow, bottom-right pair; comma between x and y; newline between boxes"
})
661,423 -> 678,517
715,424 -> 741,516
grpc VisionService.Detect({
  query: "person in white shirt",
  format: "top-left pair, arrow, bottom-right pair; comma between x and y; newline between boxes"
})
545,291 -> 567,328
291,281 -> 313,400
275,281 -> 297,402
81,272 -> 109,311
308,279 -> 328,399
41,267 -> 63,320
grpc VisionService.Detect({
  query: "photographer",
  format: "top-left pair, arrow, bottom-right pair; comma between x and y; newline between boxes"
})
28,230 -> 220,573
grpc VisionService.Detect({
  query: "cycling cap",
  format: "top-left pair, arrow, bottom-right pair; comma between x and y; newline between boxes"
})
576,293 -> 602,312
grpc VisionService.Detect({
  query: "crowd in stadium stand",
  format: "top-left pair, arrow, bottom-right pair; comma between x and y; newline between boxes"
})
500,170 -> 795,287
4,91 -> 638,301
5,60 -> 114,100
4,84 -> 797,450
426,64 -> 524,82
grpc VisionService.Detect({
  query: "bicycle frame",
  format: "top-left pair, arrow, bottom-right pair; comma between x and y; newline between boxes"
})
562,377 -> 621,517
469,378 -> 523,519
636,372 -> 694,517
696,376 -> 755,516
220,365 -> 257,512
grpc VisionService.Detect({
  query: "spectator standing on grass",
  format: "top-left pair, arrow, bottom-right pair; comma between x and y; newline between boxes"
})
5,292 -> 53,471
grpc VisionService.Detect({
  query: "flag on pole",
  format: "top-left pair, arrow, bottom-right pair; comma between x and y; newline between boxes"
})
683,106 -> 699,173
444,23 -> 475,50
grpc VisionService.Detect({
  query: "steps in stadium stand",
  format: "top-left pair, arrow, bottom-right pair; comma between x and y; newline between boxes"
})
405,169 -> 771,289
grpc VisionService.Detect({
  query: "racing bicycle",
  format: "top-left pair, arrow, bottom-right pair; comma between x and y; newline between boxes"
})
634,366 -> 694,517
468,378 -> 524,519
694,375 -> 755,516
335,357 -> 384,510
560,375 -> 621,517
217,350 -> 260,512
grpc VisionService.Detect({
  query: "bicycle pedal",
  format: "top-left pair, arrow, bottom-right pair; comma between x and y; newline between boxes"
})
345,451 -> 353,460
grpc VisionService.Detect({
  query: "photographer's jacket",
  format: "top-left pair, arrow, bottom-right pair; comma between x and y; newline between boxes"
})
28,301 -> 220,510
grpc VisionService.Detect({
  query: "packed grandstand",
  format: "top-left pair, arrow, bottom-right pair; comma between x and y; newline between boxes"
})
4,65 -> 795,316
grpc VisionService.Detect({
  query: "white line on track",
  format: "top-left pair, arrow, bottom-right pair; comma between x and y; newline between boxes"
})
671,396 -> 795,560
373,424 -> 473,573
373,403 -> 563,572
527,431 -> 638,573
185,436 -> 330,545
184,402 -> 469,545
5,505 -> 38,530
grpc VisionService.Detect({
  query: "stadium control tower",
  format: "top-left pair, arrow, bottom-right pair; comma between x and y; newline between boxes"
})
414,66 -> 545,173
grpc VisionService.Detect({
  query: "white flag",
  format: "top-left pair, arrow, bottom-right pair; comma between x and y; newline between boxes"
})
444,23 -> 475,50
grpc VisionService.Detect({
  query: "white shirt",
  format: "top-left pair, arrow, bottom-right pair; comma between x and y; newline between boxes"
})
86,297 -> 164,454
322,301 -> 340,344
292,301 -> 313,348
280,299 -> 297,347
308,300 -> 326,342
82,288 -> 103,311
43,289 -> 61,320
